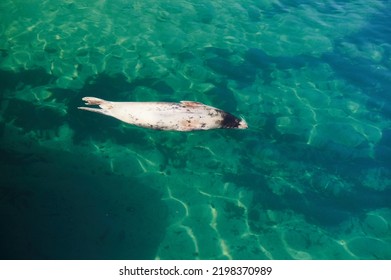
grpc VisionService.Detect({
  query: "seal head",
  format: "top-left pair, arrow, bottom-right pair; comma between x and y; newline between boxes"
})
220,112 -> 248,129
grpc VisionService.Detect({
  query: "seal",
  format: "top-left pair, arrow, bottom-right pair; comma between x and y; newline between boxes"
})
78,97 -> 248,131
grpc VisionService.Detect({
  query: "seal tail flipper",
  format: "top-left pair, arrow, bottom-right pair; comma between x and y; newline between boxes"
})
77,106 -> 110,115
81,96 -> 107,106
78,97 -> 111,116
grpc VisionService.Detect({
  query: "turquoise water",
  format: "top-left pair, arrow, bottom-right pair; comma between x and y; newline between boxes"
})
1,0 -> 390,259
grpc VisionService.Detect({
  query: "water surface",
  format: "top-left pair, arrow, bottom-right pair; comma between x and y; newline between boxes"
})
0,0 -> 390,259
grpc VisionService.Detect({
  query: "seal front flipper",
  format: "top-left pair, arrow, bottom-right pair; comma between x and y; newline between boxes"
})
180,101 -> 204,107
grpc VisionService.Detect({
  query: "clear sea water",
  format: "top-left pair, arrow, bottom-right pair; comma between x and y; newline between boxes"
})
0,0 -> 390,260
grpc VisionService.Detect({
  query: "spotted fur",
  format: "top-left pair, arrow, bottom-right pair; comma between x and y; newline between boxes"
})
78,97 -> 248,131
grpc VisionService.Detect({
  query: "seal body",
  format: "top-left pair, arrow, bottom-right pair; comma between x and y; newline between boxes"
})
78,97 -> 248,131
